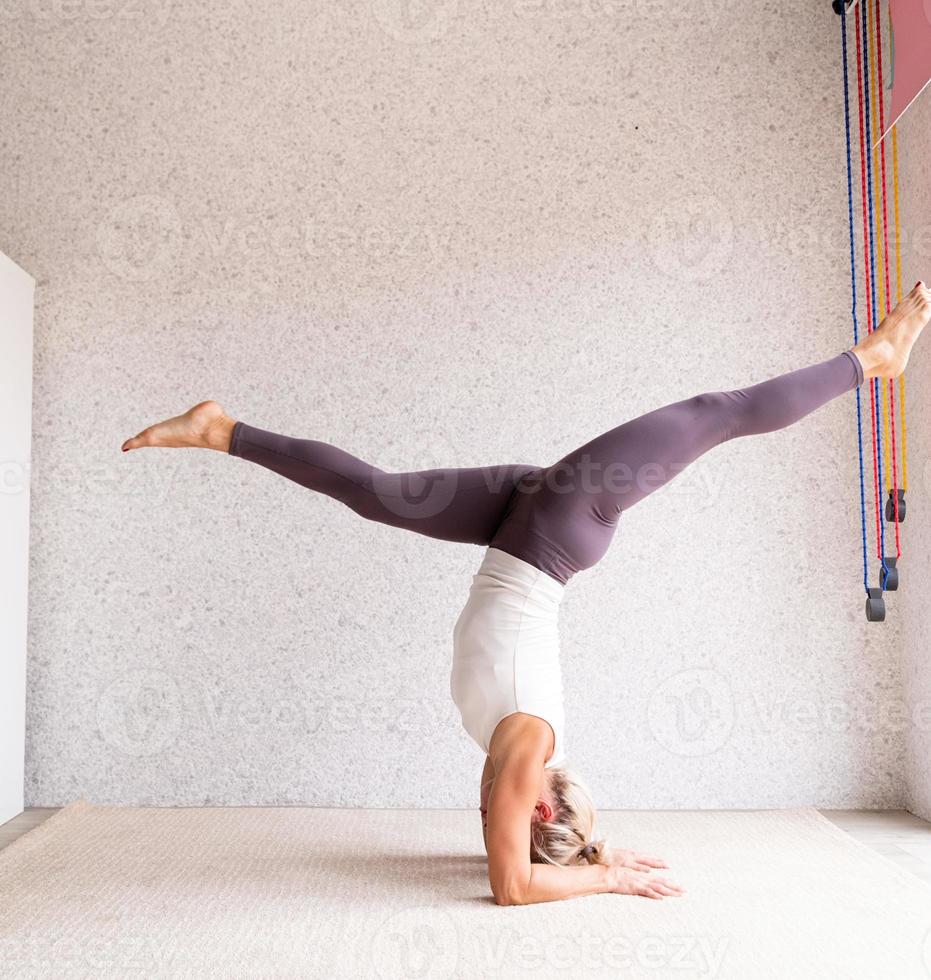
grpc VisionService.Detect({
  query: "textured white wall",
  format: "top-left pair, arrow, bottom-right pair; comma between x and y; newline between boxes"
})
901,90 -> 931,823
1,0 -> 909,807
0,253 -> 35,825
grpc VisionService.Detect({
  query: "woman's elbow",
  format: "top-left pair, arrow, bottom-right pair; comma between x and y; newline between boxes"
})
490,878 -> 527,907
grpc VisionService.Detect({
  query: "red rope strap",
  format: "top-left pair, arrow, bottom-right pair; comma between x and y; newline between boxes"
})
854,3 -> 884,563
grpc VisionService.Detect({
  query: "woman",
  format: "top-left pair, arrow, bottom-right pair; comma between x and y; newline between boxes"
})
123,283 -> 930,906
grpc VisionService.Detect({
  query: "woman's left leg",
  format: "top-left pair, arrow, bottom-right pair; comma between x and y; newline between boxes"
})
557,350 -> 863,515
491,351 -> 864,583
493,282 -> 931,583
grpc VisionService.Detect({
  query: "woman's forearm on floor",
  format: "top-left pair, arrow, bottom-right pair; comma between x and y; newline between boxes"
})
494,863 -> 612,906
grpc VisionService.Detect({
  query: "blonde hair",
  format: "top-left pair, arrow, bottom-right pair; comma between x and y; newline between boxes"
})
530,767 -> 608,867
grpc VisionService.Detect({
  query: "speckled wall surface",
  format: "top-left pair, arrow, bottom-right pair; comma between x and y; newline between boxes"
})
1,0 -> 911,807
901,90 -> 931,823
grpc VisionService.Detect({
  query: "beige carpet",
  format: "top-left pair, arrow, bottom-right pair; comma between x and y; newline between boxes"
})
1,803 -> 930,979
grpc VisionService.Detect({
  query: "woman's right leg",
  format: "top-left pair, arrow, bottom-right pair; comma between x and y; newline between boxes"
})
122,405 -> 537,547
227,421 -> 537,545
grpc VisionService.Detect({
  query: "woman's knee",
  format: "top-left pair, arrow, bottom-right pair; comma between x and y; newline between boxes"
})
684,391 -> 743,441
686,391 -> 736,418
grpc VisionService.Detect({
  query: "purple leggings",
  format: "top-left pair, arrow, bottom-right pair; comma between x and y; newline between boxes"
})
229,351 -> 863,584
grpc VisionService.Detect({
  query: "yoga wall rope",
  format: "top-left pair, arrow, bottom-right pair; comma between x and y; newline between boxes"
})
839,0 -> 872,612
871,0 -> 903,587
892,119 -> 909,510
836,0 -> 909,620
856,0 -> 891,613
882,1 -> 908,527
891,99 -> 909,511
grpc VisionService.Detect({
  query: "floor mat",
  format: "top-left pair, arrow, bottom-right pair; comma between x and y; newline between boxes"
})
1,801 -> 929,978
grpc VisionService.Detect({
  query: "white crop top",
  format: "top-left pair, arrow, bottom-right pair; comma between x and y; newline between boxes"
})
450,547 -> 566,768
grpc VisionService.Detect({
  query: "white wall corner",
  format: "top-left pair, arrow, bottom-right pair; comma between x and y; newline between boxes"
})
0,251 -> 35,826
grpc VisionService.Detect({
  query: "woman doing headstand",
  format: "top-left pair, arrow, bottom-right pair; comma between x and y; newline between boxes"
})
122,283 -> 931,906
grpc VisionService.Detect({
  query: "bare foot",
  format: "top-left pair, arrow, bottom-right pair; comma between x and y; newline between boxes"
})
121,400 -> 236,453
852,281 -> 931,379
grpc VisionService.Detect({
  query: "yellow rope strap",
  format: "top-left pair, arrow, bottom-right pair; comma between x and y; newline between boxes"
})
867,0 -> 892,487
891,120 -> 908,490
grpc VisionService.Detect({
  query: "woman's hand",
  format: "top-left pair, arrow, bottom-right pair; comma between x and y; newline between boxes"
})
607,867 -> 684,900
608,848 -> 669,872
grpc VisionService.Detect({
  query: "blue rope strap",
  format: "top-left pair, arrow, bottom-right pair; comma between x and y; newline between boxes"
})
840,4 -> 870,595
859,2 -> 890,588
